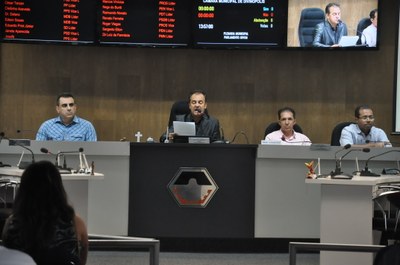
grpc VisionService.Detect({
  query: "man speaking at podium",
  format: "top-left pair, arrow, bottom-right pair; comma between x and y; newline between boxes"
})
162,90 -> 220,143
340,105 -> 391,148
36,93 -> 97,141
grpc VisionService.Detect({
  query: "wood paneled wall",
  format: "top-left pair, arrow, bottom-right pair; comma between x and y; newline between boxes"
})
0,0 -> 397,145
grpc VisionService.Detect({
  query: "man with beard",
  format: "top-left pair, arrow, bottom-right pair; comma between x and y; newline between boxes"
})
340,105 -> 391,147
163,90 -> 221,143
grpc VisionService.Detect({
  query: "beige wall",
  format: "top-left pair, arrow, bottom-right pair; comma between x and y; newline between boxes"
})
0,0 -> 396,145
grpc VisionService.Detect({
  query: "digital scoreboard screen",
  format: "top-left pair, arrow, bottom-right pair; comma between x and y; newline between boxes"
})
99,0 -> 192,47
192,0 -> 287,48
2,0 -> 97,43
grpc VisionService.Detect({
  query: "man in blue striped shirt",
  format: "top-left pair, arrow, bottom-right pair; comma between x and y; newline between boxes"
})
36,93 -> 97,141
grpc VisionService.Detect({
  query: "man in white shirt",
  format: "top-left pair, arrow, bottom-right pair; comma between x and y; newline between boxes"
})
265,107 -> 311,145
362,9 -> 378,47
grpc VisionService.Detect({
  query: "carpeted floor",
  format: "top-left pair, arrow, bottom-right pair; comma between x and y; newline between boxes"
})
87,251 -> 319,265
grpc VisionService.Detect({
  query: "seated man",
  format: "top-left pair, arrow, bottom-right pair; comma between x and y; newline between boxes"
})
361,9 -> 378,47
265,107 -> 311,145
161,90 -> 221,143
36,93 -> 97,141
340,105 -> 391,147
312,3 -> 348,47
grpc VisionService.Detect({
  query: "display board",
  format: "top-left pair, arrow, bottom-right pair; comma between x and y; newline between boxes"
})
0,0 -> 383,49
99,0 -> 191,46
192,0 -> 287,48
3,0 -> 97,44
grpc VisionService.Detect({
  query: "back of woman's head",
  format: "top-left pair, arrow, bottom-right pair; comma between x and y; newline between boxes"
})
13,160 -> 74,221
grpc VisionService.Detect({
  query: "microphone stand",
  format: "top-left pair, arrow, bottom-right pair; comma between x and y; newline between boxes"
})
0,132 -> 35,169
360,150 -> 400,177
331,147 -> 370,179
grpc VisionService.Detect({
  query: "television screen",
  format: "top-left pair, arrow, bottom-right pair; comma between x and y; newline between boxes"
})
192,0 -> 288,48
287,0 -> 379,49
2,0 -> 97,44
99,0 -> 192,47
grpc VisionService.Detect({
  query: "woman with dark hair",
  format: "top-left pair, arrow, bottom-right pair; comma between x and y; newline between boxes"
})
1,161 -> 88,265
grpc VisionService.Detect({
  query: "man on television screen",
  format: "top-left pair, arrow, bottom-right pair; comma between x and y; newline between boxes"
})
361,9 -> 378,47
312,3 -> 348,47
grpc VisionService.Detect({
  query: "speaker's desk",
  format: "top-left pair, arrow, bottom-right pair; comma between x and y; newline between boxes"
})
128,143 -> 258,238
306,176 -> 400,265
0,166 -> 103,227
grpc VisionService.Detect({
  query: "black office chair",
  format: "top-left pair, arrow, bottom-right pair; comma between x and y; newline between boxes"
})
356,17 -> 372,45
330,122 -> 354,146
167,100 -> 190,127
373,185 -> 400,245
264,122 -> 303,139
298,8 -> 325,47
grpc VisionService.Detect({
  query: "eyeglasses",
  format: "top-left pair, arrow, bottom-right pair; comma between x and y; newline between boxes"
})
359,115 -> 375,121
60,103 -> 75,108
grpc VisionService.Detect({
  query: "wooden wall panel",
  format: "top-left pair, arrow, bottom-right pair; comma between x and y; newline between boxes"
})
0,0 -> 396,145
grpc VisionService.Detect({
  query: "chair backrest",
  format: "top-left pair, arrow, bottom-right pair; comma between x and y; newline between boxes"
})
167,101 -> 190,127
356,17 -> 372,44
167,100 -> 210,127
330,122 -> 354,146
298,8 -> 325,47
264,122 -> 303,138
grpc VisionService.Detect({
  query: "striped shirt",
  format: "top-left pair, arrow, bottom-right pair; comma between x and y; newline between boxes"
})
36,116 -> 97,141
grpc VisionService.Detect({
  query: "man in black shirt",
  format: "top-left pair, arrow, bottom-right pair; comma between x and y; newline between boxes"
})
162,90 -> 221,143
312,3 -> 348,47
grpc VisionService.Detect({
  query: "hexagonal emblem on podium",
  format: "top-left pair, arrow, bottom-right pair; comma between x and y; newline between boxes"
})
168,167 -> 218,208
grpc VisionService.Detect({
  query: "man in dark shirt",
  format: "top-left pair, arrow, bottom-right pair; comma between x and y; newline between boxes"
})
162,90 -> 221,143
312,3 -> 348,47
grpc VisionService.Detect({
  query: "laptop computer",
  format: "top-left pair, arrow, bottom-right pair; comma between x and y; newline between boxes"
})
338,36 -> 359,47
173,121 -> 196,136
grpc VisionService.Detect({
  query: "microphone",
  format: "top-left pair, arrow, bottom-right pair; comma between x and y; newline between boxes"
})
230,131 -> 249,144
55,148 -> 84,169
360,150 -> 400,177
331,147 -> 370,178
212,127 -> 229,144
330,144 -> 351,177
356,30 -> 369,46
0,132 -> 35,169
40,147 -> 54,155
279,136 -> 312,145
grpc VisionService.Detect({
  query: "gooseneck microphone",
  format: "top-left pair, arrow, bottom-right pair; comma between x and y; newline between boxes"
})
331,145 -> 370,178
331,144 -> 351,177
55,148 -> 84,169
360,150 -> 400,176
0,132 -> 35,169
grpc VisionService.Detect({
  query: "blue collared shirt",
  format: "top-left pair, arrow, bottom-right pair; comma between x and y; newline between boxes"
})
340,123 -> 390,146
36,116 -> 97,141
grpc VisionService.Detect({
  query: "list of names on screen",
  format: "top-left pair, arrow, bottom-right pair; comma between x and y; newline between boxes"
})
3,0 -> 96,43
99,0 -> 191,46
